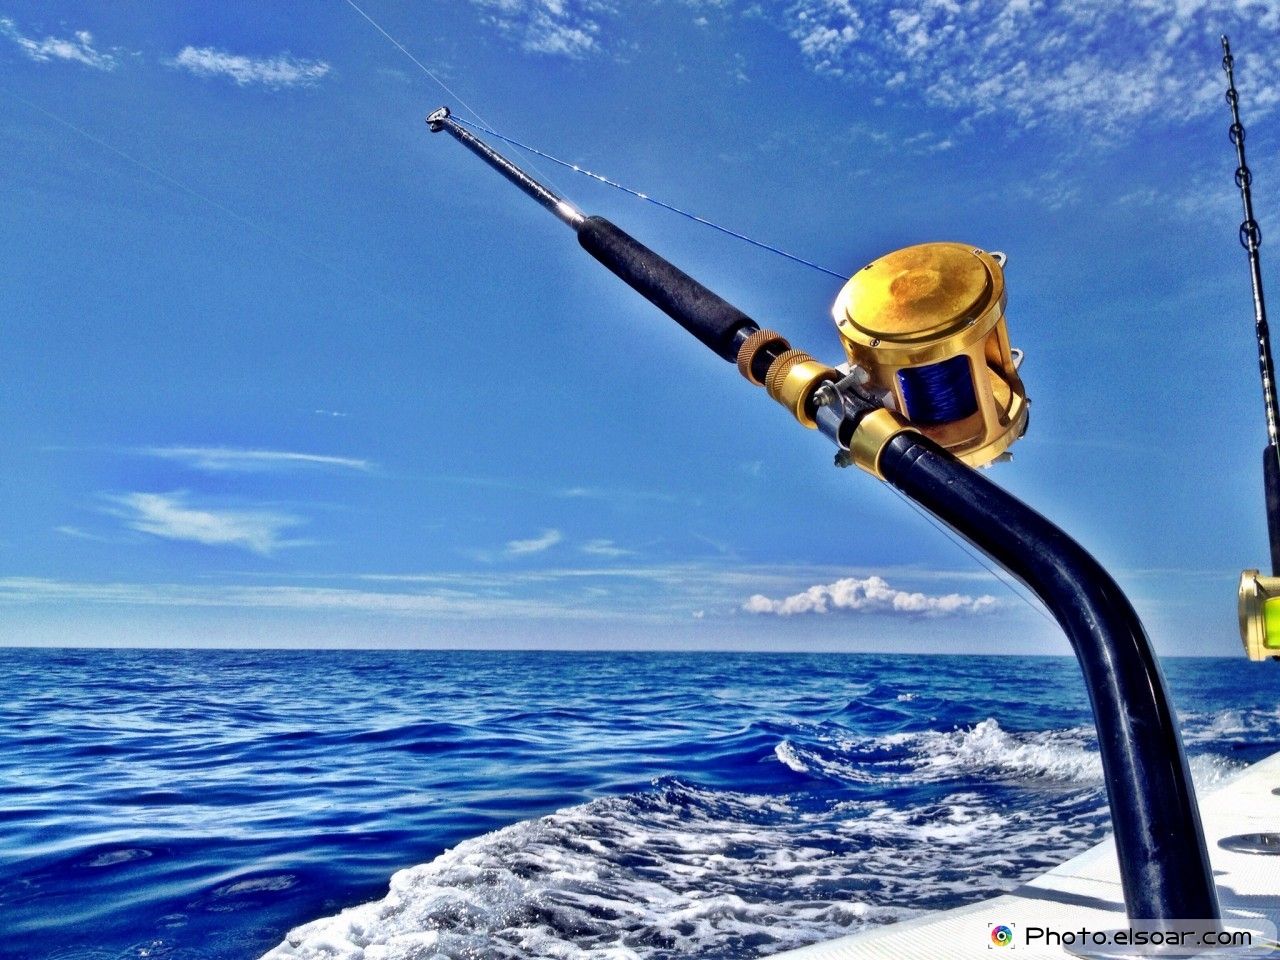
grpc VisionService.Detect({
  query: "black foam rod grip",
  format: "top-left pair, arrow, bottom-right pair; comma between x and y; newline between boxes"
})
1264,445 -> 1280,576
576,215 -> 758,362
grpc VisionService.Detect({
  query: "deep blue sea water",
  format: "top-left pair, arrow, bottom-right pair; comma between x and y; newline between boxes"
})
2,649 -> 1279,960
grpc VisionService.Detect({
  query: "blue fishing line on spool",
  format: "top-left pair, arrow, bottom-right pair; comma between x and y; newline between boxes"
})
897,356 -> 978,424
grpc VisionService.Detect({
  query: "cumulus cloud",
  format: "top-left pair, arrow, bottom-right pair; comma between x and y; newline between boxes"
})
108,492 -> 304,555
0,18 -> 118,69
743,574 -> 998,618
170,46 -> 330,88
469,0 -> 603,57
505,528 -> 563,556
138,446 -> 370,473
780,0 -> 1280,133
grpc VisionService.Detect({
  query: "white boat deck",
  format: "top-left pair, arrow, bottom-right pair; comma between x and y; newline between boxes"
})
771,752 -> 1280,959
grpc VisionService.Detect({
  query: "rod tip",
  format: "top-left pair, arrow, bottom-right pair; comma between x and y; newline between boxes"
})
426,106 -> 451,132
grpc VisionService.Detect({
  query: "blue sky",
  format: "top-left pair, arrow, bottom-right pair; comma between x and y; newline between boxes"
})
2,0 -> 1279,654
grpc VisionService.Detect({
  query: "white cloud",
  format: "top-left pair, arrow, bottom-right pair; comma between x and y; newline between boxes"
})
505,528 -> 563,556
138,446 -> 370,473
779,0 -> 1280,133
170,46 -> 330,88
0,18 -> 118,70
469,0 -> 603,57
108,492 -> 304,555
580,538 -> 633,558
743,574 -> 998,618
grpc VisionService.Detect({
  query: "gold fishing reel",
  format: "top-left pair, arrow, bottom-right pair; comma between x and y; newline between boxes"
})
738,241 -> 1029,473
832,242 -> 1028,468
1239,570 -> 1280,661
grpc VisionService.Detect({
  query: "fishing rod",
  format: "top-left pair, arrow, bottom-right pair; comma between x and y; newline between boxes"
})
425,105 -> 1219,925
1226,36 -> 1280,662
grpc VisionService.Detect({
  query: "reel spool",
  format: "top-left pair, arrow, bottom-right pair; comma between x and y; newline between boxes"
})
831,242 -> 1029,467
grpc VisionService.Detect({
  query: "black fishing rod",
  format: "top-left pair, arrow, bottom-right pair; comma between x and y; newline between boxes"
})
426,105 -> 1219,925
1226,37 -> 1280,662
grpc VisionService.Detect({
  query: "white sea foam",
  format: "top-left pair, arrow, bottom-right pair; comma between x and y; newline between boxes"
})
264,713 -> 1263,960
774,718 -> 1102,787
776,718 -> 1247,791
910,719 -> 1102,782
262,783 -> 913,960
262,762 -> 1114,959
1181,706 -> 1280,746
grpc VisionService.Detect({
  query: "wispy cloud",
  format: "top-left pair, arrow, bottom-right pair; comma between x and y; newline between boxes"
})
743,574 -> 998,618
0,18 -> 118,70
0,577 -> 604,621
107,492 -> 305,555
505,528 -> 563,556
779,0 -> 1280,134
54,525 -> 114,543
558,485 -> 682,504
469,0 -> 603,57
169,46 -> 330,88
580,538 -> 633,558
137,446 -> 370,474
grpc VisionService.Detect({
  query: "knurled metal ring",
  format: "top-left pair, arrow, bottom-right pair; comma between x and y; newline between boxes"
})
764,348 -> 814,396
736,329 -> 791,385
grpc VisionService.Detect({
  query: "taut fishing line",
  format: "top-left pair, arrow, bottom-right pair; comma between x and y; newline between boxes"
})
885,486 -> 1056,625
0,87 -> 420,316
447,115 -> 850,281
344,0 -> 1053,623
341,0 -> 847,281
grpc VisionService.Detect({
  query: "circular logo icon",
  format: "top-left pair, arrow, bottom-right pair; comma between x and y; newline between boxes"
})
990,925 -> 1013,947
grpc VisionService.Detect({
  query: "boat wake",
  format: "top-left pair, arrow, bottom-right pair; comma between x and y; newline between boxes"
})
266,716 -> 1250,960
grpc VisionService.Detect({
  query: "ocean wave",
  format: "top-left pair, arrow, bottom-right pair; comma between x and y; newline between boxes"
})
774,718 -> 1101,786
776,718 -> 1248,791
1180,706 -> 1280,747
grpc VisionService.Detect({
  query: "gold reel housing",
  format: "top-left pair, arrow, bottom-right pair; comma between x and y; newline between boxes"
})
832,242 -> 1029,467
1239,570 -> 1280,661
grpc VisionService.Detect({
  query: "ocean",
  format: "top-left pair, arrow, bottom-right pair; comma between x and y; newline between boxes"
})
2,648 -> 1278,960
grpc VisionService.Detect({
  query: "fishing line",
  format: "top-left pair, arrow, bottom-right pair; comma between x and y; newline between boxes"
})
338,0 -> 846,281
1,87 -> 409,310
342,0 -> 488,127
885,484 -> 1056,625
341,0 -> 568,196
449,115 -> 850,281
